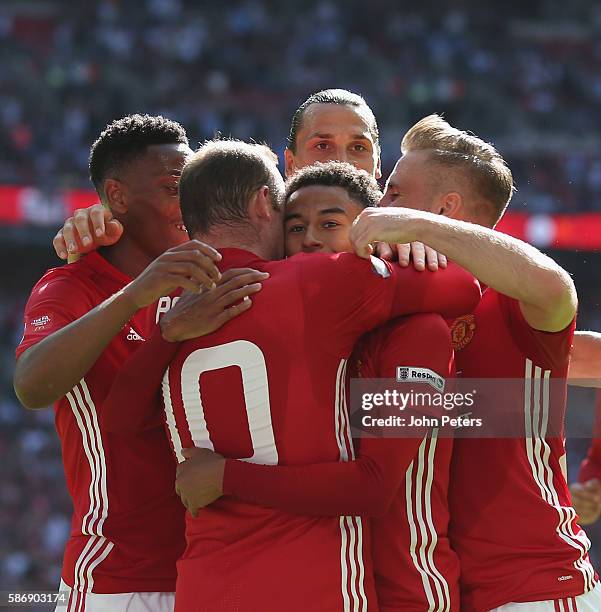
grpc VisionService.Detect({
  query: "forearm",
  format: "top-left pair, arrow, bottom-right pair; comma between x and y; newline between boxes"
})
14,290 -> 138,408
223,438 -> 421,517
569,332 -> 601,387
390,262 -> 480,319
224,459 -> 393,517
408,214 -> 576,331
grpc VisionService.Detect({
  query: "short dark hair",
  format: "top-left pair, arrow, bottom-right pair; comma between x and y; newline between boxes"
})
287,89 -> 380,153
285,161 -> 381,209
180,139 -> 283,236
89,114 -> 188,195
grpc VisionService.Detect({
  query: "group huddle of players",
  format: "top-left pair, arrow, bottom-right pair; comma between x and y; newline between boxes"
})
12,89 -> 601,612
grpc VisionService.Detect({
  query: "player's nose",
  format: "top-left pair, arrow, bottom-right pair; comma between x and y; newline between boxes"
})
335,147 -> 350,164
302,230 -> 324,252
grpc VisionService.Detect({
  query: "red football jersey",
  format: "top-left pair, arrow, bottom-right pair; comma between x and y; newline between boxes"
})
354,319 -> 460,612
448,288 -> 596,612
578,392 -> 601,483
221,314 -> 459,611
16,252 -> 185,594
163,248 -> 480,612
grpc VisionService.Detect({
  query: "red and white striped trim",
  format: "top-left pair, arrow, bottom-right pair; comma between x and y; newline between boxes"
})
554,596 -> 578,611
162,366 -> 185,463
406,431 -> 451,612
65,380 -> 114,606
524,359 -> 595,593
335,359 -> 368,611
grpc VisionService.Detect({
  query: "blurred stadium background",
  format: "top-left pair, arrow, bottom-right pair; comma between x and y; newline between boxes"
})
1,0 -> 601,595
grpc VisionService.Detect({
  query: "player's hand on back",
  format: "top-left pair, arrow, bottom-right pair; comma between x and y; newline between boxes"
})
176,447 -> 225,517
570,479 -> 601,525
121,240 -> 223,309
53,203 -> 123,259
160,267 -> 269,341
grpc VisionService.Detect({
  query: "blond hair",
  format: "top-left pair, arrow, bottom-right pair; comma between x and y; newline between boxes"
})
401,114 -> 515,224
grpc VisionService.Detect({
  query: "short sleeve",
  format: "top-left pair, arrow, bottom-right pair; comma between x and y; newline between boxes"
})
16,271 -> 96,359
497,292 -> 575,371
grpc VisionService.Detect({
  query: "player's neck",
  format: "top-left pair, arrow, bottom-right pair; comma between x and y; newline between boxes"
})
100,237 -> 154,279
192,230 -> 273,261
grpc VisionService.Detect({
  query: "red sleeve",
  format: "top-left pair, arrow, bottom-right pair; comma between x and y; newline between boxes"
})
298,252 -> 480,357
100,326 -> 178,433
16,270 -> 95,359
498,291 -> 575,371
579,391 -> 601,483
222,314 -> 454,516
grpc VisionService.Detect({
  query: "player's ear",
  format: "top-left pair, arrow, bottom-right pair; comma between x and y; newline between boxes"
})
284,148 -> 297,178
249,186 -> 275,222
103,179 -> 128,214
437,192 -> 463,219
375,153 -> 382,180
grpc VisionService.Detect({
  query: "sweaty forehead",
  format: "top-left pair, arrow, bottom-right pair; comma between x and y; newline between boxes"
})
298,104 -> 374,140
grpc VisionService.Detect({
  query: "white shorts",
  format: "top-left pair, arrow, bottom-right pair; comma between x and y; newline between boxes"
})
490,581 -> 601,611
56,579 -> 175,612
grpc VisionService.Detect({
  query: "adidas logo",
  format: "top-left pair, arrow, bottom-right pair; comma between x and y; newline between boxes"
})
31,315 -> 50,327
126,328 -> 144,341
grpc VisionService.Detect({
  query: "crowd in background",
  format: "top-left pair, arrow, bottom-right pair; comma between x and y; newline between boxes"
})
3,0 -> 601,212
2,0 -> 601,594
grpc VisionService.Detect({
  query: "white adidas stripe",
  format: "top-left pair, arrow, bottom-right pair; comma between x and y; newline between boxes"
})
74,536 -> 105,611
406,449 -> 436,610
347,516 -> 360,609
73,385 -> 102,535
524,359 -> 595,593
162,366 -> 184,463
406,434 -> 450,612
83,539 -> 114,592
65,380 -> 112,602
339,516 -> 352,612
355,516 -> 368,611
67,535 -> 97,612
422,431 -> 451,612
335,359 -> 350,462
334,359 -> 366,612
80,381 -> 109,536
66,391 -> 100,536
